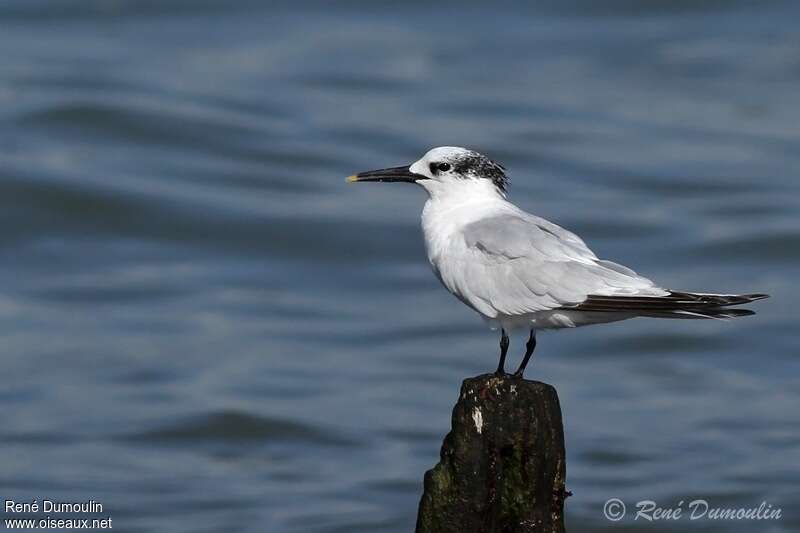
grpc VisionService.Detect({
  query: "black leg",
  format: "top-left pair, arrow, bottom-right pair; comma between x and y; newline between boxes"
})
495,328 -> 509,375
513,330 -> 536,378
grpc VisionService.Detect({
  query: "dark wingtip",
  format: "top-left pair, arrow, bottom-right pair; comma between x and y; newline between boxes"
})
665,291 -> 770,306
715,308 -> 756,318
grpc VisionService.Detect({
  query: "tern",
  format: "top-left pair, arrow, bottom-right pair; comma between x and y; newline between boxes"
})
347,147 -> 768,377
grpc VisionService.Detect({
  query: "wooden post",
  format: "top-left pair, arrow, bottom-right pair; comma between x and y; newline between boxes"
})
416,373 -> 568,533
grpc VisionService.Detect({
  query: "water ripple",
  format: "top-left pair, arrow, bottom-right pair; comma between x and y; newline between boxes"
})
124,410 -> 358,447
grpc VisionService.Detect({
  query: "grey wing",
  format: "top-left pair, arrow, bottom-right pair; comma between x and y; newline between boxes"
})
458,213 -> 666,316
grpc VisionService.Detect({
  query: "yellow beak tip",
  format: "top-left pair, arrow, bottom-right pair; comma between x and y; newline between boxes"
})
345,175 -> 359,183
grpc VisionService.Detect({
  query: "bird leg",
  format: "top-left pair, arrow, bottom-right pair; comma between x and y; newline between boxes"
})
513,330 -> 536,378
495,328 -> 509,375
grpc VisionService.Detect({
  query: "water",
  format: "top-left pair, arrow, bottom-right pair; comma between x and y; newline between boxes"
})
1,1 -> 798,531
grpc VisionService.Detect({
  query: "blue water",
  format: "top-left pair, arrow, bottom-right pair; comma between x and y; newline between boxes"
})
1,1 -> 798,531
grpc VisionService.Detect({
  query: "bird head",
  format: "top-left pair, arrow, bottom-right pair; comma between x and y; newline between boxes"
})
347,147 -> 508,199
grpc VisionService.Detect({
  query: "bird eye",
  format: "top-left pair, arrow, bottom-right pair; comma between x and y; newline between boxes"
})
430,162 -> 451,173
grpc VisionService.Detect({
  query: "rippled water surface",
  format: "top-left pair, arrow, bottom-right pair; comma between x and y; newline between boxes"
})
1,1 -> 799,531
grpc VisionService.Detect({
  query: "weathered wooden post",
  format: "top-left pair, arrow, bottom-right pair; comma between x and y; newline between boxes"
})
416,373 -> 568,533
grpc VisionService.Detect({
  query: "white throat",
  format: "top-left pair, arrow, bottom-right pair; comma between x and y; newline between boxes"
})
420,179 -> 512,272
418,177 -> 506,204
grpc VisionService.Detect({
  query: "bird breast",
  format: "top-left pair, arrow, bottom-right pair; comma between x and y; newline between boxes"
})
421,197 -> 511,319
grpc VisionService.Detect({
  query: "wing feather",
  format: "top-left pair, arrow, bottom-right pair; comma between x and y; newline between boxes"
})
458,213 -> 663,316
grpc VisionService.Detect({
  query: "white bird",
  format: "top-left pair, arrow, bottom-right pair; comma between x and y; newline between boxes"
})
347,147 -> 768,377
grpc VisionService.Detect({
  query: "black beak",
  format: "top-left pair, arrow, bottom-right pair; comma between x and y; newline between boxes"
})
346,165 -> 427,184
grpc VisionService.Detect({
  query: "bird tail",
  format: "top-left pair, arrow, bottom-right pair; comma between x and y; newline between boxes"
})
571,291 -> 769,320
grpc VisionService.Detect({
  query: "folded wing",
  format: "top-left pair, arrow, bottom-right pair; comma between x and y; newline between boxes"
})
458,213 -> 665,317
459,213 -> 767,320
